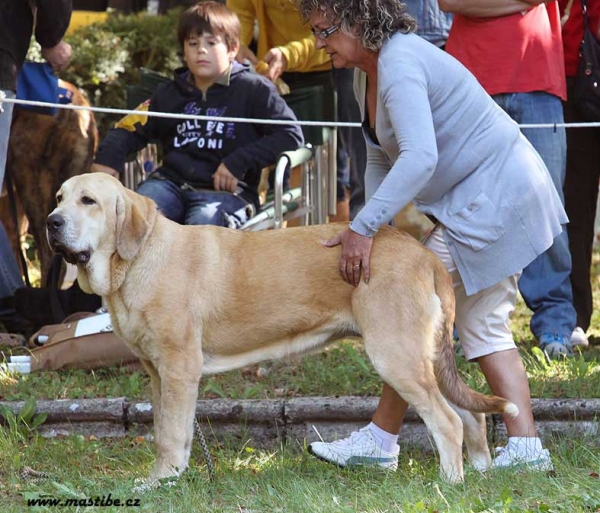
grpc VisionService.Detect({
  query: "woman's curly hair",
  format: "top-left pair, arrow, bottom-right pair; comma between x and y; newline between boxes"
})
293,0 -> 416,51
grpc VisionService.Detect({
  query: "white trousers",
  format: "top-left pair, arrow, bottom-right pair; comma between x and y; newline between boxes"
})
424,225 -> 519,361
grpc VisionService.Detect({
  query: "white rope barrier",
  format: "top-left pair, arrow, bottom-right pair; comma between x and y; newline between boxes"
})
0,95 -> 358,128
3,94 -> 600,130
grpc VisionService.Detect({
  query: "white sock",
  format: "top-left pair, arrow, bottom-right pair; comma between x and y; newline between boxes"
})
367,422 -> 399,453
506,436 -> 543,456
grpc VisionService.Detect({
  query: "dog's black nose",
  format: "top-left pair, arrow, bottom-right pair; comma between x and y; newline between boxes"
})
46,213 -> 64,233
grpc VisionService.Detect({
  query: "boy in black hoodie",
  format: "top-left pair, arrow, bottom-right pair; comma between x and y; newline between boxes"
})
92,1 -> 303,227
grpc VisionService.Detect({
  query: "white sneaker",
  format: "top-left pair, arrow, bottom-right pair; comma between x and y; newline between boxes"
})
571,327 -> 590,348
492,445 -> 554,472
308,427 -> 399,470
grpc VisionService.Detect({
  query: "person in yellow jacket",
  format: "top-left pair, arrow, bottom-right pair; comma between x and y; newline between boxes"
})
227,0 -> 331,82
227,0 -> 366,223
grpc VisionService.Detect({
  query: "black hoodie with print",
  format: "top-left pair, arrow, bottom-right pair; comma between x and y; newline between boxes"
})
95,62 -> 304,208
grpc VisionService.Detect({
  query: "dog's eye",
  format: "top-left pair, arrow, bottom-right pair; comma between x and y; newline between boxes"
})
81,196 -> 96,205
56,194 -> 62,203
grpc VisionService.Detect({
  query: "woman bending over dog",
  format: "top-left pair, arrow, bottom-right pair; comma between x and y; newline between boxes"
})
293,0 -> 563,471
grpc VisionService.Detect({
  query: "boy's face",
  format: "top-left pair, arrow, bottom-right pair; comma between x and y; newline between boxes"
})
183,31 -> 239,90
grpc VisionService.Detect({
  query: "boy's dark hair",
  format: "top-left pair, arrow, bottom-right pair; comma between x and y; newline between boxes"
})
177,1 -> 240,51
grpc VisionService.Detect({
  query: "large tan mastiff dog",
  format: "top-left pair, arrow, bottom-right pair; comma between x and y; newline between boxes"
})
46,173 -> 517,485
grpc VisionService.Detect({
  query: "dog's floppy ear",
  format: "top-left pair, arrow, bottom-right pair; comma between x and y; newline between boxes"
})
115,188 -> 157,261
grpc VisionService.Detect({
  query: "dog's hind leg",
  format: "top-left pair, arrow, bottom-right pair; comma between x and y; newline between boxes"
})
381,372 -> 464,482
360,303 -> 465,482
451,405 -> 492,471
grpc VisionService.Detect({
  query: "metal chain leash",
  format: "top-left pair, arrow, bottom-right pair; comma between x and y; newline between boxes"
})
194,418 -> 216,482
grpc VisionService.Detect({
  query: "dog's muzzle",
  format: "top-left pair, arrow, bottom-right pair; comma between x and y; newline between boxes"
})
46,213 -> 91,265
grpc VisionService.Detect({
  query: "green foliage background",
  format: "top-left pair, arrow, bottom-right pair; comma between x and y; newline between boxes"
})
60,10 -> 183,134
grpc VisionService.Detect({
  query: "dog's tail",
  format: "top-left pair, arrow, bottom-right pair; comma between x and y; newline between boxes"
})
432,263 -> 519,419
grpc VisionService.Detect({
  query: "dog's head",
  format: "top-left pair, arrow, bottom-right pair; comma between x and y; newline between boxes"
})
47,173 -> 157,296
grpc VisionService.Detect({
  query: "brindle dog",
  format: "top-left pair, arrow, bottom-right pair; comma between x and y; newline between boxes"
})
0,80 -> 97,283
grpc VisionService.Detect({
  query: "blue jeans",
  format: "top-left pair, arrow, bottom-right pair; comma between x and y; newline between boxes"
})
136,177 -> 252,227
0,90 -> 25,313
493,92 -> 575,339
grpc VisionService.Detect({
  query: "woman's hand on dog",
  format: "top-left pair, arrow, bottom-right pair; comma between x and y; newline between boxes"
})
323,228 -> 373,287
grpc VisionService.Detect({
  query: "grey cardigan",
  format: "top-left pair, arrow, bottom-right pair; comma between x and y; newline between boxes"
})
350,32 -> 567,295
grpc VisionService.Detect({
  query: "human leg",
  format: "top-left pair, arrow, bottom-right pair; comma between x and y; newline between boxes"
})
308,380 -> 408,469
476,350 -> 551,471
333,67 -> 366,220
434,227 -> 549,469
184,190 -> 251,227
371,383 -> 409,435
493,92 -> 576,356
451,244 -> 546,459
0,91 -> 25,316
477,349 -> 551,469
563,80 -> 600,333
135,176 -> 185,223
0,90 -> 15,188
331,134 -> 350,222
478,350 -> 535,436
307,227 -> 448,470
0,224 -> 24,308
454,255 -> 551,470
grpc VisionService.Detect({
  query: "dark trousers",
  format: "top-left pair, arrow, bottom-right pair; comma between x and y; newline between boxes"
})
283,69 -> 366,205
333,67 -> 366,218
563,77 -> 600,331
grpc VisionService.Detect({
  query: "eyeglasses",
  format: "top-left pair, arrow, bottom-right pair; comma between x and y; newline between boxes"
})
310,23 -> 341,40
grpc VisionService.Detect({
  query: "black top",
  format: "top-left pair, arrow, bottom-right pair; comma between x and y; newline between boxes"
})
95,63 -> 304,208
0,0 -> 72,91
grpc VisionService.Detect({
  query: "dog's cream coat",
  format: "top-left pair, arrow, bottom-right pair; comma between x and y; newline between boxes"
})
47,174 -> 517,485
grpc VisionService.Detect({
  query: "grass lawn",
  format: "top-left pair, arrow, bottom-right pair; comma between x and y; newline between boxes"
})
0,251 -> 600,511
0,423 -> 599,512
1,296 -> 600,403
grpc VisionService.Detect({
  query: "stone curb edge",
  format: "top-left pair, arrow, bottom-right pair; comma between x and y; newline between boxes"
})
1,397 -> 598,449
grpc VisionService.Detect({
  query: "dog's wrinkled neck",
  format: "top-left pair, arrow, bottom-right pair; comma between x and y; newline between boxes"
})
77,250 -> 132,297
107,252 -> 134,293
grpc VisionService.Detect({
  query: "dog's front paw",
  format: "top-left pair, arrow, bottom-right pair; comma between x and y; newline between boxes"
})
133,460 -> 184,492
132,475 -> 178,493
132,477 -> 158,494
